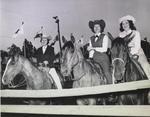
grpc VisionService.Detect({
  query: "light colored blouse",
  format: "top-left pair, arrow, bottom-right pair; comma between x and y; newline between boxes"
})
42,45 -> 48,54
88,33 -> 109,58
119,30 -> 141,55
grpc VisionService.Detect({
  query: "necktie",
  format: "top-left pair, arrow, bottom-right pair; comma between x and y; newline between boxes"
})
95,35 -> 99,38
95,35 -> 99,41
42,46 -> 47,54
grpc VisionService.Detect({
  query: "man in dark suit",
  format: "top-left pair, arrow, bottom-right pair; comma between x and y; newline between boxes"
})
35,34 -> 62,89
35,35 -> 55,67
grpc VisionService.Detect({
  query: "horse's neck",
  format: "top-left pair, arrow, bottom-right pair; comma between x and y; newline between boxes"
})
75,48 -> 84,60
72,53 -> 86,79
73,61 -> 83,78
20,56 -> 38,81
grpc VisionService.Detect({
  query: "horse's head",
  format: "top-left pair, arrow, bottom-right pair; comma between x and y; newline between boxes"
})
2,54 -> 22,85
111,37 -> 128,82
61,41 -> 82,77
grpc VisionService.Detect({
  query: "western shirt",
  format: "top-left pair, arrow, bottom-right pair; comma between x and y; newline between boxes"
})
88,33 -> 109,58
119,30 -> 141,55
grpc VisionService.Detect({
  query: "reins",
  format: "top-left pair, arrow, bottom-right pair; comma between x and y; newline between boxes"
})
112,58 -> 125,65
8,78 -> 26,88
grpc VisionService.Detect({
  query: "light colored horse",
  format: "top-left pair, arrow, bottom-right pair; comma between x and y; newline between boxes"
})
61,41 -> 107,105
2,54 -> 54,104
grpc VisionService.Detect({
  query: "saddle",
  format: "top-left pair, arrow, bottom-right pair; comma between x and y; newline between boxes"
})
86,59 -> 105,77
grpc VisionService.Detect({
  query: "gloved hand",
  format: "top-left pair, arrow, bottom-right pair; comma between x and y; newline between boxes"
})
43,61 -> 49,67
132,54 -> 139,60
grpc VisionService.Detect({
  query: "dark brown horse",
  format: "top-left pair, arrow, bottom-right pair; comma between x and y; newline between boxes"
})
111,37 -> 148,104
2,54 -> 55,104
61,41 -> 107,105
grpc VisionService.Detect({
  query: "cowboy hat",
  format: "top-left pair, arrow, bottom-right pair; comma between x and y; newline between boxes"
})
40,34 -> 52,42
42,34 -> 52,40
119,15 -> 136,24
89,19 -> 106,33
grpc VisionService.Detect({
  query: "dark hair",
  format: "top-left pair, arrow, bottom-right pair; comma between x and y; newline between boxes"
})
91,24 -> 104,33
120,20 -> 136,32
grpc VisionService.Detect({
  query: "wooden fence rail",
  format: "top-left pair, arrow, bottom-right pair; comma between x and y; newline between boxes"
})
1,105 -> 150,116
1,80 -> 150,116
1,80 -> 150,98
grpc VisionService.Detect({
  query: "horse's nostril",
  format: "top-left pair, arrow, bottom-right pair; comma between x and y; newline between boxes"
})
2,78 -> 7,85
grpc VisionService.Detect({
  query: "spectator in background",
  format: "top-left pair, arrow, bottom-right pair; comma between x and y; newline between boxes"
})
35,34 -> 62,89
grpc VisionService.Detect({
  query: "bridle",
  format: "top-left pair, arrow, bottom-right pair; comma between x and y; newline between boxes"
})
4,56 -> 27,88
63,47 -> 86,81
8,78 -> 26,88
112,58 -> 125,65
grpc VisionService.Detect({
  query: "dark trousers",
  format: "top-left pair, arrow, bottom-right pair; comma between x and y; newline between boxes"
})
93,52 -> 112,84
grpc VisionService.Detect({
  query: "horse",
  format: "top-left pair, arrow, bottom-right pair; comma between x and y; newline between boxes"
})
60,41 -> 107,105
111,37 -> 148,104
2,53 -> 56,105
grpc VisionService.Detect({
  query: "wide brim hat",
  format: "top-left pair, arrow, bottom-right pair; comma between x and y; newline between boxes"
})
42,34 -> 52,40
40,34 -> 52,42
119,15 -> 136,24
89,19 -> 106,31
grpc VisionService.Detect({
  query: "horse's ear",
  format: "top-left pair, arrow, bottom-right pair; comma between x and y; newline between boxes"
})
107,32 -> 114,41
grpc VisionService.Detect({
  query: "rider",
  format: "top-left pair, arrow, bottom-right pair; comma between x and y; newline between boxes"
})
35,34 -> 63,89
118,15 -> 150,80
87,19 -> 112,84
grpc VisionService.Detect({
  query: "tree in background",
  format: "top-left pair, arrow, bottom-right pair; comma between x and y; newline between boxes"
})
22,39 -> 36,59
8,44 -> 22,56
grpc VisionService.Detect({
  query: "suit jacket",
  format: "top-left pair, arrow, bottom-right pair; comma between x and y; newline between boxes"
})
35,45 -> 55,67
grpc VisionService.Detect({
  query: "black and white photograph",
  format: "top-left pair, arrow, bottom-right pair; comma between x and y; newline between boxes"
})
1,0 -> 150,117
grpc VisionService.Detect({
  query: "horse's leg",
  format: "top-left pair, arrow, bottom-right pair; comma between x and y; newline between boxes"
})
88,98 -> 97,105
76,98 -> 85,105
24,86 -> 49,105
76,98 -> 96,105
137,89 -> 149,105
27,100 -> 46,105
119,94 -> 138,105
117,95 -> 126,105
148,90 -> 150,104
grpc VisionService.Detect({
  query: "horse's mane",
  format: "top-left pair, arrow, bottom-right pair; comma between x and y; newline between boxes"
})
16,55 -> 39,70
112,37 -> 126,47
